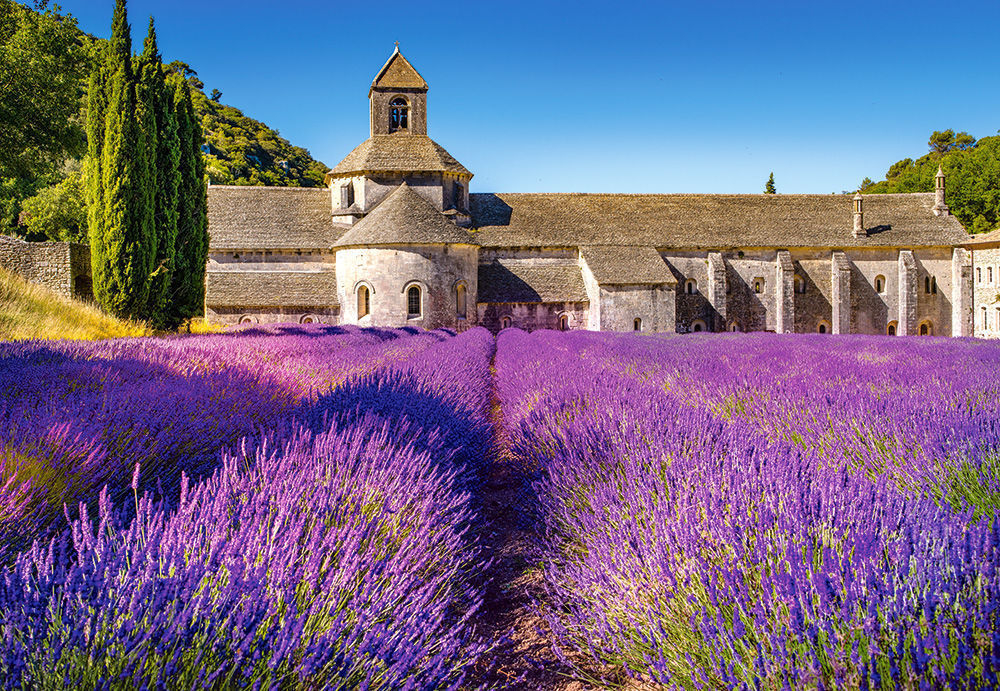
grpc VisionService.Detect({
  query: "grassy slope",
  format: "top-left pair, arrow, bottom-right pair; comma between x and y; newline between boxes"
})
0,267 -> 149,341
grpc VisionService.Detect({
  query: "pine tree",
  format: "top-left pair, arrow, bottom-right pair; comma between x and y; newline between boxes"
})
764,172 -> 776,194
167,77 -> 208,328
88,0 -> 155,319
137,19 -> 179,328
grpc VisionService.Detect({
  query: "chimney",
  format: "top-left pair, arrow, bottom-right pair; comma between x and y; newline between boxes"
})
853,192 -> 865,238
933,165 -> 950,216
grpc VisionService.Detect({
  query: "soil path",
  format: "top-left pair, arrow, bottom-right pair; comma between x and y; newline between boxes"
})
468,367 -> 583,690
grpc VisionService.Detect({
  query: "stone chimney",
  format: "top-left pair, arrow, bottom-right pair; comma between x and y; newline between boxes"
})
933,165 -> 950,216
852,192 -> 865,238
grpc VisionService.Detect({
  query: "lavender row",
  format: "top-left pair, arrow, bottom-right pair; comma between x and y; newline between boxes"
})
0,327 -> 494,688
495,329 -> 1000,688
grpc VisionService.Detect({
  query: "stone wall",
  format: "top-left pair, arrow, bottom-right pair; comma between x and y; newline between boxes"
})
972,245 -> 1000,338
336,244 -> 477,329
207,307 -> 340,326
0,235 -> 91,300
477,301 -> 588,333
598,284 -> 676,333
663,253 -> 715,332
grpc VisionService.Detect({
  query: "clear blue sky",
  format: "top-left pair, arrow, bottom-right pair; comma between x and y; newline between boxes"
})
56,0 -> 1000,194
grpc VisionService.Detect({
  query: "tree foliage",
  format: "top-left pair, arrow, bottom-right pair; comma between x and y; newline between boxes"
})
764,172 -> 776,194
864,130 -> 1000,233
18,168 -> 87,242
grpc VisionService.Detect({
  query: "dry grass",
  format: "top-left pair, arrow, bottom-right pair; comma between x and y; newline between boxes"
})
0,268 -> 150,341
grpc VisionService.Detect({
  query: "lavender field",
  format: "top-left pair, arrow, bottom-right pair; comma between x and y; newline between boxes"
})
1,326 -> 998,689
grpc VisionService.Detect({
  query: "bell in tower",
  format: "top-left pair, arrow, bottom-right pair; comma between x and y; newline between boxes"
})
369,44 -> 428,136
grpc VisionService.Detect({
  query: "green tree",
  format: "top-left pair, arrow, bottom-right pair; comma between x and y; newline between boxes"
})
0,0 -> 88,180
88,0 -> 155,319
19,169 -> 87,242
210,88 -> 222,102
764,172 -> 776,194
137,18 -> 180,327
166,77 -> 208,328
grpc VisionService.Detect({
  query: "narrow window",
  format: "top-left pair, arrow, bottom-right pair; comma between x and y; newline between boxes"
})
919,322 -> 931,336
340,183 -> 354,209
407,285 -> 421,317
983,307 -> 988,329
357,285 -> 370,318
685,279 -> 696,295
874,275 -> 885,294
931,276 -> 937,294
794,275 -> 806,294
390,97 -> 409,132
453,182 -> 464,210
887,322 -> 897,336
729,322 -> 739,332
500,316 -> 512,330
990,267 -> 995,283
634,318 -> 642,331
559,315 -> 569,331
924,276 -> 931,294
977,267 -> 982,283
995,307 -> 1000,330
456,284 -> 467,318
753,278 -> 764,294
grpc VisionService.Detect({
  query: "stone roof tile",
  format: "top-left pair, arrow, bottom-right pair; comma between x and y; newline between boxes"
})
963,227 -> 1000,247
207,186 -> 338,250
206,270 -> 339,308
329,134 -> 470,177
370,49 -> 427,91
477,258 -> 588,303
469,192 -> 968,248
334,183 -> 477,247
580,245 -> 675,284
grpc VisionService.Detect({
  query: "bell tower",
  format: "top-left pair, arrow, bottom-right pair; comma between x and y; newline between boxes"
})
369,45 -> 428,136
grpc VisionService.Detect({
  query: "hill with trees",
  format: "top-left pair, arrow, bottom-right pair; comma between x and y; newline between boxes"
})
0,1 -> 328,244
860,130 -> 1000,234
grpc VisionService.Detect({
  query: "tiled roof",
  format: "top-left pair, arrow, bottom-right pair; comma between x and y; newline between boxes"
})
469,193 -> 968,248
477,258 -> 588,303
371,49 -> 427,91
207,186 -> 338,250
580,245 -> 675,284
205,270 -> 339,308
334,183 -> 477,247
963,227 -> 1000,247
328,135 -> 471,177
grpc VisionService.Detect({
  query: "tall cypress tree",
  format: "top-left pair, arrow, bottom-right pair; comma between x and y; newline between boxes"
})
167,77 -> 208,328
137,19 -> 179,328
85,57 -> 109,301
88,0 -> 155,319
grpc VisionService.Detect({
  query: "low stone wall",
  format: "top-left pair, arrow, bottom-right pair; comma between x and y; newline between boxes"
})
0,235 -> 92,300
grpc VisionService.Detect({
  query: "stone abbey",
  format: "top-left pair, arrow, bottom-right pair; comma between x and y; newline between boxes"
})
204,49 -> 997,337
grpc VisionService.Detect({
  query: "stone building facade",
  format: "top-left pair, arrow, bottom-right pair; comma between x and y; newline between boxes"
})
196,48 -> 984,337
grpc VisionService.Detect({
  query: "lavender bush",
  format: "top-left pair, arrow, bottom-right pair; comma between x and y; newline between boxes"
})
495,329 -> 1000,688
0,326 -> 493,689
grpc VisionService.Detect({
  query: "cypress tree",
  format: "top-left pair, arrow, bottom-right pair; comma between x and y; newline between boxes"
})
89,0 -> 155,319
137,19 -> 179,328
85,58 -> 109,301
168,77 -> 208,328
764,172 -> 777,194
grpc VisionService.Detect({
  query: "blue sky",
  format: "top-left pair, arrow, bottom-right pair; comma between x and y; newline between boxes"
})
57,0 -> 1000,194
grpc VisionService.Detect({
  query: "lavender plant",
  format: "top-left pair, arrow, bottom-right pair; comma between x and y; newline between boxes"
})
0,326 -> 494,688
495,329 -> 1000,688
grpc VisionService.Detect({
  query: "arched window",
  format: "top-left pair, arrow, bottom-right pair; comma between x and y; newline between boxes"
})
931,276 -> 937,294
887,321 -> 897,336
407,285 -> 421,317
874,275 -> 885,294
924,276 -> 937,294
456,283 -> 467,318
559,314 -> 570,331
982,307 -> 988,329
977,267 -> 982,283
685,279 -> 697,295
634,318 -> 642,332
691,319 -> 706,333
728,321 -> 739,332
753,278 -> 764,294
919,321 -> 932,336
301,315 -> 316,324
500,316 -> 512,330
817,320 -> 831,334
239,315 -> 256,325
360,286 -> 371,318
794,274 -> 806,294
389,97 -> 409,132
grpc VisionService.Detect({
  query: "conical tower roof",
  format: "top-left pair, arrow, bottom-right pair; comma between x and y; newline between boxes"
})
334,183 -> 478,248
